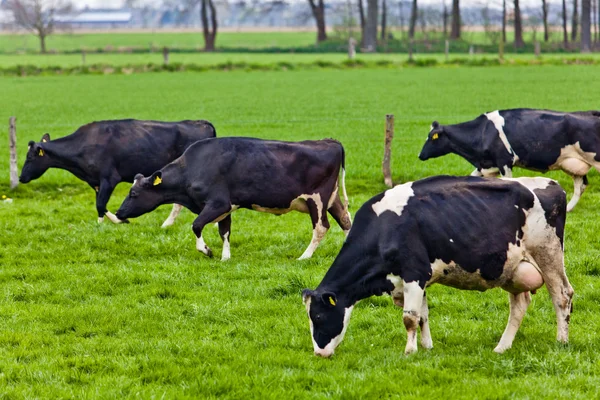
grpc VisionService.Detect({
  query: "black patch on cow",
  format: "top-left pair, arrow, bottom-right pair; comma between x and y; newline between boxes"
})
533,182 -> 567,246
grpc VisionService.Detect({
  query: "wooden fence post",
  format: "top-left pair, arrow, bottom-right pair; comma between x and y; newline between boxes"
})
498,37 -> 504,62
9,117 -> 18,190
382,114 -> 394,188
408,39 -> 414,62
445,40 -> 449,62
163,46 -> 169,65
81,49 -> 86,65
534,41 -> 541,59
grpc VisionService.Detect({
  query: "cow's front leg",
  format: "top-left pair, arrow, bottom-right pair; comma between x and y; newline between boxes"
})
298,195 -> 330,260
470,168 -> 483,177
494,291 -> 531,353
96,177 -> 127,224
218,215 -> 232,261
191,201 -> 231,259
403,280 -> 425,354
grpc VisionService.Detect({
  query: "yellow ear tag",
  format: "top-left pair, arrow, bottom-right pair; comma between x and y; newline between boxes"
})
38,149 -> 44,156
153,176 -> 162,186
329,297 -> 336,306
432,133 -> 439,140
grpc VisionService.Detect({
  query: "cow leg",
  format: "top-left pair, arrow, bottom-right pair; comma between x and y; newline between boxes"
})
494,291 -> 531,353
298,195 -> 330,260
566,175 -> 588,212
470,168 -> 482,177
96,177 -> 128,224
218,215 -> 232,261
191,202 -> 232,259
327,194 -> 352,237
402,280 -> 425,354
419,291 -> 433,350
161,204 -> 183,228
541,263 -> 574,344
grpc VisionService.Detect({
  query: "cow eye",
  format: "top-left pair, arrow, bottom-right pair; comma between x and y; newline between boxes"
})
315,314 -> 321,320
130,191 -> 138,198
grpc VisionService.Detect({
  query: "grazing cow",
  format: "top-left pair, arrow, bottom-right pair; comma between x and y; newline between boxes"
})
418,108 -> 600,211
115,137 -> 352,260
302,176 -> 573,357
19,119 -> 216,225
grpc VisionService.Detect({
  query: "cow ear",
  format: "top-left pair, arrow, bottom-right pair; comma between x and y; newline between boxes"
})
41,133 -> 51,142
302,289 -> 313,303
150,171 -> 163,186
320,291 -> 337,307
28,140 -> 35,148
432,121 -> 439,129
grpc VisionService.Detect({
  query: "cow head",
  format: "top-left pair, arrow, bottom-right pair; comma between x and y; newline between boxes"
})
116,171 -> 166,220
19,133 -> 52,184
302,288 -> 354,357
418,121 -> 452,161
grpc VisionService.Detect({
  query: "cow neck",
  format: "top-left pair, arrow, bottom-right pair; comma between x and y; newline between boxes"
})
42,137 -> 89,181
445,119 -> 486,166
317,250 -> 390,306
158,163 -> 187,204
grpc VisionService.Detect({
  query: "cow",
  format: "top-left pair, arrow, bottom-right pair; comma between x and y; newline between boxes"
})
418,108 -> 600,212
19,119 -> 216,225
302,175 -> 573,357
115,137 -> 352,261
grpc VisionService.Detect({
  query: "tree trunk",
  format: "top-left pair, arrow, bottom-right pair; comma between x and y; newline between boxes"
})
409,0 -> 418,38
39,32 -> 46,54
380,0 -> 387,41
514,0 -> 524,48
450,0 -> 460,39
502,0 -> 507,43
542,0 -> 549,41
443,2 -> 448,37
582,0 -> 591,51
593,0 -> 598,42
572,0 -> 579,41
358,0 -> 365,45
308,0 -> 328,42
563,0 -> 569,46
363,0 -> 378,51
201,0 -> 218,51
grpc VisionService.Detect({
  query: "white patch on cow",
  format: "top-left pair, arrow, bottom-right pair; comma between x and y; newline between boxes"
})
402,281 -> 424,354
471,169 -> 483,177
480,167 -> 501,177
501,176 -> 552,191
196,235 -> 212,257
485,110 -> 519,162
386,273 -> 402,287
105,211 -> 126,224
449,239 -> 454,243
161,204 -> 183,228
311,304 -> 354,358
503,166 -> 512,177
221,232 -> 230,261
371,182 -> 414,217
548,142 -> 597,173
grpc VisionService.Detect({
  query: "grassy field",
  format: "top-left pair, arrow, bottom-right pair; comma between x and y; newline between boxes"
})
1,67 -> 600,398
2,51 -> 600,69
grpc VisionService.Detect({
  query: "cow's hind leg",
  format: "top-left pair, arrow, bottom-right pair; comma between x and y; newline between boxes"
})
540,258 -> 574,344
218,215 -> 232,261
327,194 -> 352,237
402,280 -> 425,354
161,204 -> 183,228
566,175 -> 588,212
419,291 -> 433,350
192,201 -> 232,259
494,291 -> 531,353
298,195 -> 329,260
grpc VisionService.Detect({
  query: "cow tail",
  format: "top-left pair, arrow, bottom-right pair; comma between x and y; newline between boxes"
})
340,144 -> 349,212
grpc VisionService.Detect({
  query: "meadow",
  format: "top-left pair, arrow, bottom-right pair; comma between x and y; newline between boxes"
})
1,66 -> 600,398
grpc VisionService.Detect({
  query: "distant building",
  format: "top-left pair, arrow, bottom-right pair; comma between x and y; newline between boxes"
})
55,8 -> 133,29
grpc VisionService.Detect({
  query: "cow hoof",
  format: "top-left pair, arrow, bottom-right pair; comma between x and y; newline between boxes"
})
493,345 -> 510,354
421,339 -> 433,349
97,217 -> 104,223
207,249 -> 213,258
404,346 -> 418,355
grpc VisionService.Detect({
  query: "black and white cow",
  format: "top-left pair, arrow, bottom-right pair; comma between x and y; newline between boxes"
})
19,119 -> 216,225
115,137 -> 352,260
303,175 -> 573,357
418,108 -> 600,211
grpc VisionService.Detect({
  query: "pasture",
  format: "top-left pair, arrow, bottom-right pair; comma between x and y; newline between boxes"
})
1,66 -> 600,398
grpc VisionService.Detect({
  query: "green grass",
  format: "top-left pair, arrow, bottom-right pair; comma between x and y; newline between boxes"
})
2,67 -> 600,397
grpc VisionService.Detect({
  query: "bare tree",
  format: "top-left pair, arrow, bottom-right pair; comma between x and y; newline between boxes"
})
582,0 -> 591,51
593,0 -> 598,42
572,0 -> 579,40
6,0 -> 71,54
409,0 -> 417,38
502,0 -> 506,42
200,0 -> 217,51
443,1 -> 449,37
562,0 -> 569,46
542,0 -> 549,41
380,0 -> 387,40
358,0 -> 365,44
363,0 -> 378,50
308,0 -> 327,42
450,0 -> 460,38
514,0 -> 524,47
